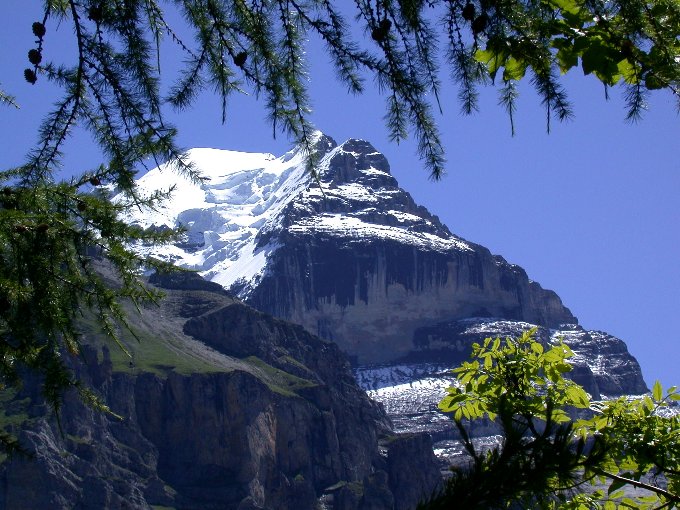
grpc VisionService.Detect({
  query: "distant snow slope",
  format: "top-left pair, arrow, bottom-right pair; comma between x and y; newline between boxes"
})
118,132 -> 470,295
119,136 -> 319,289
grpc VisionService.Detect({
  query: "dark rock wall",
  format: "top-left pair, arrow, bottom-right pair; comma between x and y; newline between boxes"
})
0,274 -> 440,510
410,319 -> 648,398
247,235 -> 576,364
244,139 -> 576,365
385,434 -> 442,510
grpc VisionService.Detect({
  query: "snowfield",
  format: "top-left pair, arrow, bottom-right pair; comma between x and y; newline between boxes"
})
116,133 -> 471,296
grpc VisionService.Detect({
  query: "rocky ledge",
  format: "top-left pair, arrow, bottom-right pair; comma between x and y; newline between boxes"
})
355,318 -> 647,442
0,272 -> 440,510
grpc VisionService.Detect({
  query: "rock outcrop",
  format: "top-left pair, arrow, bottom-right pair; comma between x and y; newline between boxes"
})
119,133 -> 577,365
0,272 -> 439,509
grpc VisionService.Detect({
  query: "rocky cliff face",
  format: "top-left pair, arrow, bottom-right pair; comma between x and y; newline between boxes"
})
0,273 -> 440,509
410,319 -> 648,398
121,134 -> 576,365
243,137 -> 576,363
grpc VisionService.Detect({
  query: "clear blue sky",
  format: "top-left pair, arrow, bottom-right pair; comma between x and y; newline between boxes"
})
1,2 -> 678,389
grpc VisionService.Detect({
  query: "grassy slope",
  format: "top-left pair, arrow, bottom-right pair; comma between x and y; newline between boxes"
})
0,279 -> 320,461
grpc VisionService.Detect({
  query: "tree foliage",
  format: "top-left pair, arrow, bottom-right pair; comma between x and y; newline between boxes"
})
3,0 -> 680,179
425,329 -> 680,509
0,0 -> 678,455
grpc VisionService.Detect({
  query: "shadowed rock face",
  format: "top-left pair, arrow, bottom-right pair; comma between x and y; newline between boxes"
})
244,138 -> 576,364
0,272 -> 439,510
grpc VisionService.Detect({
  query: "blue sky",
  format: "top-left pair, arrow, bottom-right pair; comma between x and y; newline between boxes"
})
1,2 -> 678,389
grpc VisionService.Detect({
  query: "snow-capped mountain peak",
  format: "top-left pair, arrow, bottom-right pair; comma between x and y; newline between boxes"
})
120,133 -> 579,365
121,133 -> 470,293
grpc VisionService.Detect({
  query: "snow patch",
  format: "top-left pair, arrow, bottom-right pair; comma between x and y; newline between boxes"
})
115,136 -> 471,295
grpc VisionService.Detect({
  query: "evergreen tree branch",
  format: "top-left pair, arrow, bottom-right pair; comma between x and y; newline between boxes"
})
0,87 -> 18,109
29,1 -> 86,181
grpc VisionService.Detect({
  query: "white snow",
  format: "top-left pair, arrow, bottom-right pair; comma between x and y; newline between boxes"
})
289,214 -> 469,252
115,136 -> 471,295
115,143 -> 315,288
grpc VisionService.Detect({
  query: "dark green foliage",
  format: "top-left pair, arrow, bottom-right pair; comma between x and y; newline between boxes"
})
419,424 -> 605,509
5,0 -> 676,180
0,173 -> 180,449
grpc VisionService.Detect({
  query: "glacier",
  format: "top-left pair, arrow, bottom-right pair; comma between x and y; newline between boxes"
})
117,132 -> 470,295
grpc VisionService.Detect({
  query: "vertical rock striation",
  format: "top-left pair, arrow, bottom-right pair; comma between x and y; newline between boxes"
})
0,273 -> 439,509
243,137 -> 576,363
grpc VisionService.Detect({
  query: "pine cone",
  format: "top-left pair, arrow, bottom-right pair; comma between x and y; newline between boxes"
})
462,3 -> 476,21
24,68 -> 37,84
88,5 -> 103,23
472,13 -> 488,34
32,22 -> 46,38
28,49 -> 42,65
233,51 -> 248,67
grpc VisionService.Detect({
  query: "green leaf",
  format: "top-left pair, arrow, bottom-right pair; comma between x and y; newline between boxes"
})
566,385 -> 590,408
617,59 -> 639,84
475,48 -> 507,77
637,494 -> 662,504
645,73 -> 664,90
548,0 -> 582,15
503,57 -> 527,81
620,496 -> 639,507
607,477 -> 627,495
581,40 -> 623,85
556,362 -> 573,373
653,380 -> 663,401
530,341 -> 544,355
556,45 -> 579,73
439,392 -> 467,411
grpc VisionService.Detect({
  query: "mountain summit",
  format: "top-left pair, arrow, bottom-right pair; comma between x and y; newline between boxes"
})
124,133 -> 576,364
0,136 -> 646,509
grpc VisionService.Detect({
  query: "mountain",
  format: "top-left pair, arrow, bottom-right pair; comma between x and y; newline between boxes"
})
123,133 -> 577,363
0,270 -> 441,509
0,134 -> 649,509
122,134 -> 645,388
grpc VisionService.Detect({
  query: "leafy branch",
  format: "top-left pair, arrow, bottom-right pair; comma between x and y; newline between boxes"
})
428,329 -> 680,509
